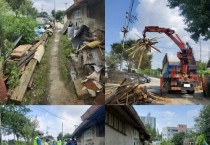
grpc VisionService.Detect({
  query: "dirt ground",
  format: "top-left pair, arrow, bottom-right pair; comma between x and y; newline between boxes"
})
145,77 -> 210,105
47,31 -> 84,105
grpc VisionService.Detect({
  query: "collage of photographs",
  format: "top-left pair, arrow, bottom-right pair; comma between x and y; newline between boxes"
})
0,0 -> 210,145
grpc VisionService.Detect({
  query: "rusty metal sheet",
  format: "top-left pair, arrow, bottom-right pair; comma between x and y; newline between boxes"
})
93,91 -> 105,105
81,79 -> 102,91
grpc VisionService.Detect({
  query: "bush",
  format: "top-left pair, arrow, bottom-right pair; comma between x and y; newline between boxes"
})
4,16 -> 37,44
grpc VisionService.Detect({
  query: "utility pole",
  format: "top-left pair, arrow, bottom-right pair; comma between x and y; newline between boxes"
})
62,122 -> 63,142
46,126 -> 49,136
0,111 -> 2,145
41,4 -> 44,13
200,39 -> 202,62
54,0 -> 56,25
120,0 -> 135,71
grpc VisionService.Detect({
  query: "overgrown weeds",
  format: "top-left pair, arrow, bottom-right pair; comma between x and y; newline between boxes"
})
58,34 -> 73,82
23,36 -> 54,104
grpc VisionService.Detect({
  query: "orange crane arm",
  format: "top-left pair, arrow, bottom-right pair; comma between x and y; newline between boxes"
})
143,26 -> 186,51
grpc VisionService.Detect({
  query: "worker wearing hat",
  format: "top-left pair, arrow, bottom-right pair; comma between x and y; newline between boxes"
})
44,138 -> 50,145
34,131 -> 44,145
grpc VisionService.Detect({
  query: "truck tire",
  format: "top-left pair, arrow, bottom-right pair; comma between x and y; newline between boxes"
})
187,90 -> 194,94
204,75 -> 210,97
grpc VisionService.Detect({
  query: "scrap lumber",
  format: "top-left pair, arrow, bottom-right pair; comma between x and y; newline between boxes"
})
11,44 -> 32,58
10,59 -> 38,103
105,82 -> 163,105
10,44 -> 45,103
73,78 -> 89,99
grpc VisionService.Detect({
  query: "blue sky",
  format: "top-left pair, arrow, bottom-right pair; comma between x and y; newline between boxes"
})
105,0 -> 138,51
2,105 -> 91,140
134,105 -> 202,133
106,0 -> 210,69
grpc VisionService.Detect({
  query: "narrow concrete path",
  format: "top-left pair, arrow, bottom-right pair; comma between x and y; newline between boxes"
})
48,31 -> 83,104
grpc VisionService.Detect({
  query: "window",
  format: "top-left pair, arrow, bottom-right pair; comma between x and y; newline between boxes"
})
106,112 -> 126,135
108,113 -> 114,126
74,9 -> 81,19
96,122 -> 105,137
114,116 -> 119,129
87,4 -> 96,18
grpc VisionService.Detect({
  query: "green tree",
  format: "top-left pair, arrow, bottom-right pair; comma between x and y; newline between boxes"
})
4,16 -> 37,44
55,10 -> 64,21
51,9 -> 55,17
22,118 -> 39,144
195,106 -> 210,144
0,0 -> 11,58
57,132 -> 63,140
145,124 -> 156,142
167,0 -> 210,42
105,52 -> 120,70
5,0 -> 25,12
0,106 -> 31,140
171,132 -> 185,145
63,133 -> 72,140
19,0 -> 38,17
196,134 -> 208,145
160,140 -> 175,145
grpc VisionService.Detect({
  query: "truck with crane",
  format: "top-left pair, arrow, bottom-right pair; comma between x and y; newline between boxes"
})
142,26 -> 204,95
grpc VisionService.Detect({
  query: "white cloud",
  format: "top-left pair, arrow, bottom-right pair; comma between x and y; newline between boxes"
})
32,0 -> 74,14
163,111 -> 175,117
29,105 -> 90,138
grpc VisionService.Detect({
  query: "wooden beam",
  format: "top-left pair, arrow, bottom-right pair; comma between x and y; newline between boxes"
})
10,59 -> 38,103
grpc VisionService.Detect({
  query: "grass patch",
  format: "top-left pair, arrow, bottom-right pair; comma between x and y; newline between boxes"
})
58,34 -> 73,82
23,35 -> 55,104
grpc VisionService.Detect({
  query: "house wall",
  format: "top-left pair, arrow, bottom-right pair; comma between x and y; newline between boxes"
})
162,127 -> 178,140
76,125 -> 105,145
105,124 -> 144,145
177,124 -> 187,133
66,0 -> 105,30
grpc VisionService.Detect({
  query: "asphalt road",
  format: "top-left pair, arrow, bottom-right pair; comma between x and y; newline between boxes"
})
145,77 -> 210,105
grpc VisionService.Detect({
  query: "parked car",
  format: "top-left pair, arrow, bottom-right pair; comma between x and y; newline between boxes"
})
143,74 -> 151,83
107,71 -> 146,84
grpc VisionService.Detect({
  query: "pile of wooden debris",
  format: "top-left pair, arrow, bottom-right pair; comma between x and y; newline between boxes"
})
105,79 -> 164,105
2,25 -> 55,104
127,37 -> 161,69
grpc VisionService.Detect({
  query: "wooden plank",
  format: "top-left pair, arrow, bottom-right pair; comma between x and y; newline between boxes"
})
30,40 -> 43,51
10,59 -> 38,103
13,45 -> 32,53
73,78 -> 89,99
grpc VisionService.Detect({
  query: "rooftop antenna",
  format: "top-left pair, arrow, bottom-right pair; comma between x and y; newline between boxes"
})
120,0 -> 137,70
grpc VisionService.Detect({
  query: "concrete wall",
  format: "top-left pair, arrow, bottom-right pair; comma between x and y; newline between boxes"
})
76,125 -> 105,145
162,127 -> 178,140
105,124 -> 144,145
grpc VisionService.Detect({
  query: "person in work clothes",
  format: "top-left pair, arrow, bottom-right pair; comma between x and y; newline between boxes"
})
44,138 -> 50,145
56,137 -> 62,145
34,131 -> 44,145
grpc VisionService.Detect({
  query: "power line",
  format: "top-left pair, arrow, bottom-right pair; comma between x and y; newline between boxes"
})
31,106 -> 66,121
30,106 -> 81,125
